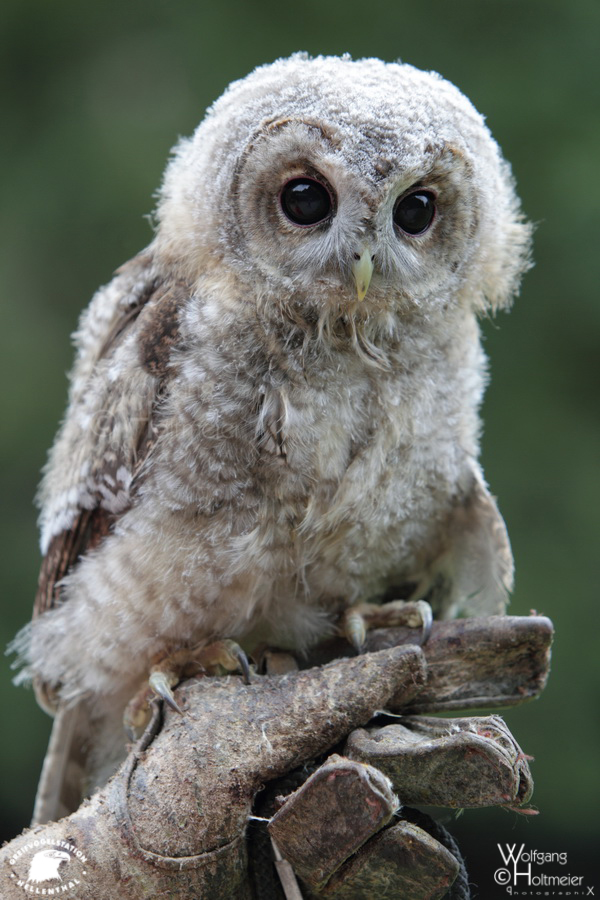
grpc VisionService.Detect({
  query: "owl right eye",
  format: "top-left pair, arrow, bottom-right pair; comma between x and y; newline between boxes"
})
279,178 -> 333,226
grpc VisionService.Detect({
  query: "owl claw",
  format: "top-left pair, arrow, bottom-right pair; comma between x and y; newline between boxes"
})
415,599 -> 433,644
341,599 -> 434,649
148,670 -> 184,714
124,640 -> 252,737
235,646 -> 252,685
342,609 -> 368,652
199,639 -> 252,684
124,666 -> 185,738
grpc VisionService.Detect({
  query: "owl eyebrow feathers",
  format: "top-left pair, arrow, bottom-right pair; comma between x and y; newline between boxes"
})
34,260 -> 189,619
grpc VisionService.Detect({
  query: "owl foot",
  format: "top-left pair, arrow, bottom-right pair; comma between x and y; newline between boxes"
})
124,641 -> 252,738
341,599 -> 433,651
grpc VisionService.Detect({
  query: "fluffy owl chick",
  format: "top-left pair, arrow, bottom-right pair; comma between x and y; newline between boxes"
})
14,54 -> 531,821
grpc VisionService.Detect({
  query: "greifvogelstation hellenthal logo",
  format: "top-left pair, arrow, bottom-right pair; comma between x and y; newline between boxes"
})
494,843 -> 594,896
8,838 -> 88,895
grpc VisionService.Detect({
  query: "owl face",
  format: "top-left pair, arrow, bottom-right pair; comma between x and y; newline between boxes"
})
157,55 -> 530,319
230,119 -> 478,312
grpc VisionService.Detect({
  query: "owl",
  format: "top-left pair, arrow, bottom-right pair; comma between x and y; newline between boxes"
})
13,54 -> 531,822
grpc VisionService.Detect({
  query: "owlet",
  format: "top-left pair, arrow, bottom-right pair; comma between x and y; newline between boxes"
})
13,54 -> 531,822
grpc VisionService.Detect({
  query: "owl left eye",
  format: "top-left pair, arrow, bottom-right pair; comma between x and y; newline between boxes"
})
393,191 -> 436,235
279,178 -> 333,226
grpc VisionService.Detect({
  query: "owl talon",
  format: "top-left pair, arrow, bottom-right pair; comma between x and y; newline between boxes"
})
124,666 -> 184,738
342,609 -> 367,652
123,641 -> 250,738
383,599 -> 433,645
341,599 -> 434,649
199,639 -> 252,683
415,599 -> 433,644
236,647 -> 252,685
148,670 -> 184,714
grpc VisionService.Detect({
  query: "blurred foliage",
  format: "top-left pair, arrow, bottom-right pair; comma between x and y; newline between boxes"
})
1,0 -> 598,890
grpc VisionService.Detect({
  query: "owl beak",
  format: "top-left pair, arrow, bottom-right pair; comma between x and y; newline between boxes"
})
351,248 -> 374,302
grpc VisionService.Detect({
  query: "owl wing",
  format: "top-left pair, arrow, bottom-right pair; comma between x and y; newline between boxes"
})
427,468 -> 514,620
34,253 -> 188,622
28,256 -> 193,824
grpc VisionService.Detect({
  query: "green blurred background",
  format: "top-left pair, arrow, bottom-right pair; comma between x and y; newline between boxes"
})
1,0 -> 598,894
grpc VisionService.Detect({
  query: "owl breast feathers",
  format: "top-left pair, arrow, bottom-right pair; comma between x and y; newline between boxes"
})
15,53 -> 531,708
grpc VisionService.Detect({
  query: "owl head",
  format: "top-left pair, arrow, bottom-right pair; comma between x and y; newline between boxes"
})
156,54 -> 531,324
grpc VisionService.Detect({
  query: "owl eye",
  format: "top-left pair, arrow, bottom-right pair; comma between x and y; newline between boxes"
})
393,191 -> 436,235
279,178 -> 333,226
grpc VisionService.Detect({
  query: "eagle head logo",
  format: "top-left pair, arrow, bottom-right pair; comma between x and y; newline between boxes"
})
27,849 -> 71,883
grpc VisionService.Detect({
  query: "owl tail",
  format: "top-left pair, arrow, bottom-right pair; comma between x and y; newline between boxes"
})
31,702 -> 91,825
32,698 -> 130,825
